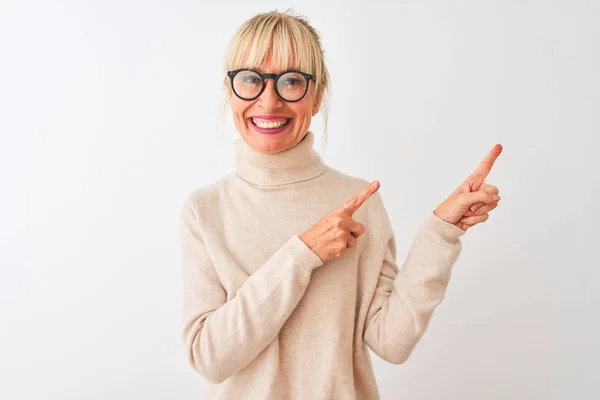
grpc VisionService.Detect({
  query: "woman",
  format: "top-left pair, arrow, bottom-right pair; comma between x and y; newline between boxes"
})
180,10 -> 502,400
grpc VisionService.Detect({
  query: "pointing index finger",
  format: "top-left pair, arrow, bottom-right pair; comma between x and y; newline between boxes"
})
471,143 -> 503,182
339,180 -> 380,216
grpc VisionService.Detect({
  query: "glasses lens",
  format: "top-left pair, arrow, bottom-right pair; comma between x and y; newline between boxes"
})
232,70 -> 263,99
277,72 -> 308,101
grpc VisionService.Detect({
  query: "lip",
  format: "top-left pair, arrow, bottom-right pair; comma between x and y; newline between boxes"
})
249,115 -> 292,120
249,116 -> 293,135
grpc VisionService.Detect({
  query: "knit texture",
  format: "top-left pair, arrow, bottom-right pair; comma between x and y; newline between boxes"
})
180,131 -> 466,399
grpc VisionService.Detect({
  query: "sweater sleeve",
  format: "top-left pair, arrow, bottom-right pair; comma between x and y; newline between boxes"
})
180,195 -> 323,383
363,199 -> 466,364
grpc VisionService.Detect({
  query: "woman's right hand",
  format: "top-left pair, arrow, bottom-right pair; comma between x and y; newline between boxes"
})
299,180 -> 381,264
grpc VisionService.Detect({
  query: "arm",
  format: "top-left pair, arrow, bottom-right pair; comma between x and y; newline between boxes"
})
363,199 -> 466,364
180,195 -> 323,383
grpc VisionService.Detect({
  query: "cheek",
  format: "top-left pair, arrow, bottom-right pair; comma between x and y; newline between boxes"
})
293,92 -> 317,121
288,98 -> 312,117
231,98 -> 250,119
292,104 -> 313,124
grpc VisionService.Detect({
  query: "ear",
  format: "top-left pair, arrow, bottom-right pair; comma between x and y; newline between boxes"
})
311,90 -> 324,116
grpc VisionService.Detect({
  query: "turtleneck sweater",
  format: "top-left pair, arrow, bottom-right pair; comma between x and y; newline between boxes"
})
180,131 -> 467,400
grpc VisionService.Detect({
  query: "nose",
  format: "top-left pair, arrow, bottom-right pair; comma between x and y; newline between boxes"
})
257,78 -> 283,112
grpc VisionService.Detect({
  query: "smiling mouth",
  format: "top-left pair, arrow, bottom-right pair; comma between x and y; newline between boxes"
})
249,117 -> 292,129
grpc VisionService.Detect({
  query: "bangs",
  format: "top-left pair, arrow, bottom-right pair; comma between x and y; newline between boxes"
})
225,15 -> 317,75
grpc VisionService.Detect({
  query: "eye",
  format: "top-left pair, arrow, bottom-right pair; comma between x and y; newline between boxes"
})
281,77 -> 302,86
279,72 -> 306,89
241,75 -> 261,85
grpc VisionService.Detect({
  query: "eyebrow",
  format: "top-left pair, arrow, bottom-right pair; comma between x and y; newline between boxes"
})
254,67 -> 299,74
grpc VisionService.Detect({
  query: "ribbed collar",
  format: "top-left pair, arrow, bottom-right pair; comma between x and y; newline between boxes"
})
234,131 -> 326,186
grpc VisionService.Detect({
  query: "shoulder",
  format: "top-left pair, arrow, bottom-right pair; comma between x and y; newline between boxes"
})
180,173 -> 236,217
322,165 -> 372,193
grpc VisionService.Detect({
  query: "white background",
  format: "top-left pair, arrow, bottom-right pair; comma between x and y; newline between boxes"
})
1,0 -> 598,399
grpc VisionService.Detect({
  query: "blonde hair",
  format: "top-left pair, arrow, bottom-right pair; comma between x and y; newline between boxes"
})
218,9 -> 330,155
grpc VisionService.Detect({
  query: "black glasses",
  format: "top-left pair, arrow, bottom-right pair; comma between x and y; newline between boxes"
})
227,68 -> 315,102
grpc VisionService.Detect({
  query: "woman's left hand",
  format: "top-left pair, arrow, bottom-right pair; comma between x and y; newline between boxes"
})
433,144 -> 503,232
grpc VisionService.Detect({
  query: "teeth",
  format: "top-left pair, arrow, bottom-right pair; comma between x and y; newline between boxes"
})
252,118 -> 289,129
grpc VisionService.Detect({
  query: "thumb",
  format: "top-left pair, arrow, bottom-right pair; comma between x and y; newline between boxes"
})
452,180 -> 471,196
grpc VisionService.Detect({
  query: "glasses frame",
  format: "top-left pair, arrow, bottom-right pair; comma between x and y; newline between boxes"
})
227,68 -> 315,103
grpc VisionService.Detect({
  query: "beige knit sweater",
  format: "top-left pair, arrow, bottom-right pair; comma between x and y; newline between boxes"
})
180,131 -> 466,399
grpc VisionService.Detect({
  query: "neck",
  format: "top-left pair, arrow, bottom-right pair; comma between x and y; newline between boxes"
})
234,131 -> 326,186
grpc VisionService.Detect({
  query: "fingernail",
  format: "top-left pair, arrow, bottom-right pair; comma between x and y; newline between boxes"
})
371,181 -> 378,187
